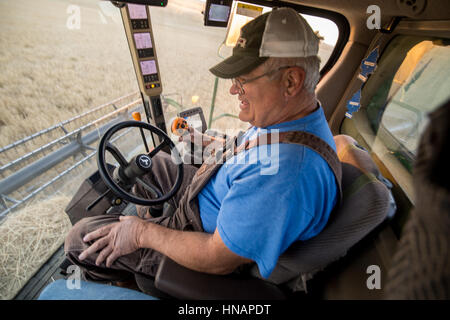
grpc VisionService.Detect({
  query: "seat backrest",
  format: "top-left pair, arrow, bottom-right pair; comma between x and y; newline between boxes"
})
250,134 -> 393,291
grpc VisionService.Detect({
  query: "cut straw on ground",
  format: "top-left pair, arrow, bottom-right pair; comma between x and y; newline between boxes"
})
0,195 -> 71,300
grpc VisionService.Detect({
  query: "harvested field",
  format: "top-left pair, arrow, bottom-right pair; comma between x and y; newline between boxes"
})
0,0 -> 245,149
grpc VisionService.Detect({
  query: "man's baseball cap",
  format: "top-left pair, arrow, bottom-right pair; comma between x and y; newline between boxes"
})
209,7 -> 320,79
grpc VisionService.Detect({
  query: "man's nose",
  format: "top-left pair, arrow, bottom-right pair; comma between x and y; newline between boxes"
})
229,82 -> 239,95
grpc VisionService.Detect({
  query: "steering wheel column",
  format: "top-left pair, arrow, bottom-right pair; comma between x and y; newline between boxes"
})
93,121 -> 184,214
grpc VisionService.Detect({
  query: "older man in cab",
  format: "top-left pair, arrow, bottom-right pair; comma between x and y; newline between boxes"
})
65,7 -> 339,288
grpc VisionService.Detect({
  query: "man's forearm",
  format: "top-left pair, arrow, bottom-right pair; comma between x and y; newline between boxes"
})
182,127 -> 226,147
203,134 -> 226,147
138,222 -> 244,275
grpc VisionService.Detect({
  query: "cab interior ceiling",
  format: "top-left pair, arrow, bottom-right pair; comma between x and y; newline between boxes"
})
117,0 -> 450,54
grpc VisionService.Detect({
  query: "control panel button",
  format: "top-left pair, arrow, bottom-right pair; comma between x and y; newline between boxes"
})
131,19 -> 149,29
137,48 -> 154,58
145,83 -> 160,89
143,74 -> 159,83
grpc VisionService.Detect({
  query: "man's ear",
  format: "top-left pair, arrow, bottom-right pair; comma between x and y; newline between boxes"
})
284,67 -> 305,97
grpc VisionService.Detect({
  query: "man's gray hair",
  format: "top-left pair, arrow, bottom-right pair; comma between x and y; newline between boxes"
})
262,56 -> 321,94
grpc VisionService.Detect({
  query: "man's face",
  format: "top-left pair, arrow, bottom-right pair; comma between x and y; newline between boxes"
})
230,64 -> 285,128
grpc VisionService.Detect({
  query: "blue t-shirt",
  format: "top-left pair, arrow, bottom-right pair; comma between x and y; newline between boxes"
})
197,106 -> 338,278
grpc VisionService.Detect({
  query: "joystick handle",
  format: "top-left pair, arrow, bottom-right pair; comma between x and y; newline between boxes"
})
171,117 -> 190,136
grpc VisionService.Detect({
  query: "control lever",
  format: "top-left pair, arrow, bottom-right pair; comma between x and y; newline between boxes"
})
171,117 -> 190,136
132,112 -> 150,153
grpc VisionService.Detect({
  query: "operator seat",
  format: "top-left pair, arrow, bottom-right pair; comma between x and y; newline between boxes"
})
135,134 -> 394,299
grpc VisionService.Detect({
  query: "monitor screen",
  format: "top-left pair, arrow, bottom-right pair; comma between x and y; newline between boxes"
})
128,4 -> 147,19
134,33 -> 153,49
186,113 -> 203,132
208,4 -> 231,22
140,60 -> 157,75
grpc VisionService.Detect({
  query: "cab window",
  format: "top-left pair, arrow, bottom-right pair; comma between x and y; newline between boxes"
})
342,35 -> 450,203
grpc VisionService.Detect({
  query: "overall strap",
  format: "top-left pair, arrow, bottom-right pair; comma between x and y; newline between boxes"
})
235,131 -> 343,204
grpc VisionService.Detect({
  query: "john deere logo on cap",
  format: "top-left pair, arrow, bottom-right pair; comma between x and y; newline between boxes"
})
236,37 -> 247,48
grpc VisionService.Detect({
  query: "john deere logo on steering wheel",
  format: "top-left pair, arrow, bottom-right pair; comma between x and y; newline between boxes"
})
138,155 -> 151,168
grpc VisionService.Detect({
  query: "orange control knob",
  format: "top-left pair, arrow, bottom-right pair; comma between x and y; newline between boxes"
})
171,117 -> 189,136
132,112 -> 142,121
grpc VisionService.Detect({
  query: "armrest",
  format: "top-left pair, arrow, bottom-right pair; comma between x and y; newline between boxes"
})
154,256 -> 286,300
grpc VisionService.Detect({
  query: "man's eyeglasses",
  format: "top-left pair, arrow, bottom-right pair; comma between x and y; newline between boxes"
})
231,66 -> 293,95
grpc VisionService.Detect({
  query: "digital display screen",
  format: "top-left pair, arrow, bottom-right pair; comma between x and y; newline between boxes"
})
186,114 -> 203,132
209,4 -> 231,22
140,60 -> 157,75
128,4 -> 147,19
134,33 -> 153,49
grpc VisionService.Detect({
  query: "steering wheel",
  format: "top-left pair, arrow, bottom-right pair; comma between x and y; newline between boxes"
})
97,121 -> 184,206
